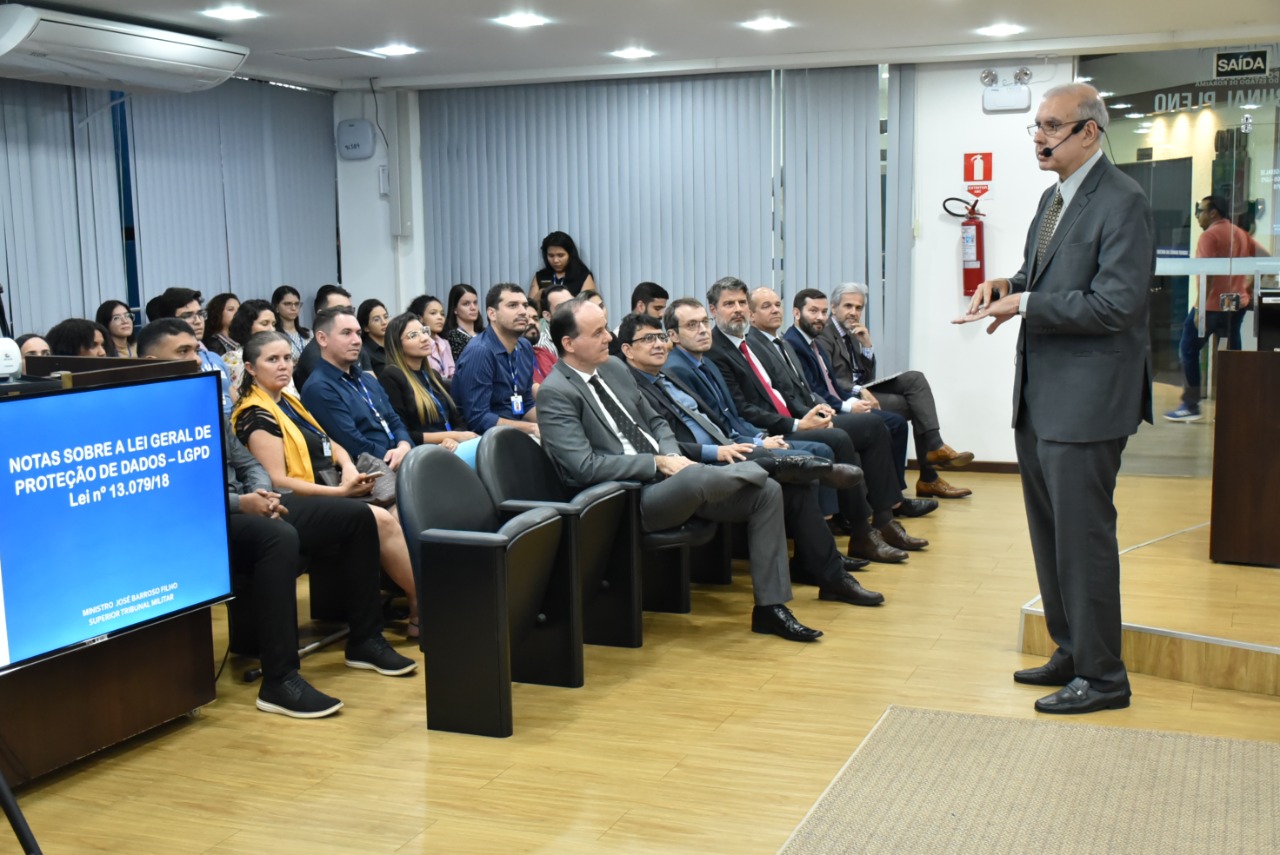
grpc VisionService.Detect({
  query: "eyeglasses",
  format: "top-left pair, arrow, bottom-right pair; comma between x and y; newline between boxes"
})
277,300 -> 301,309
1025,118 -> 1089,138
629,333 -> 667,347
679,318 -> 711,331
177,310 -> 207,321
402,330 -> 425,341
110,312 -> 135,323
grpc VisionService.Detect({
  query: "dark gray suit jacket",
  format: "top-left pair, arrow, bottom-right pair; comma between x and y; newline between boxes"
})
537,357 -> 682,489
1009,156 -> 1155,443
816,319 -> 875,396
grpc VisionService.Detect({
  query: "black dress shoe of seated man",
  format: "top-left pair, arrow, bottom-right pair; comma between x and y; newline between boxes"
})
755,455 -> 834,486
818,573 -> 884,606
1034,678 -> 1131,715
751,604 -> 823,641
841,555 -> 871,573
1014,661 -> 1077,686
893,498 -> 938,518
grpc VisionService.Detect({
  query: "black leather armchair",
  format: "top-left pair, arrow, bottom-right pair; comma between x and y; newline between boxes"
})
396,445 -> 574,737
475,427 -> 640,648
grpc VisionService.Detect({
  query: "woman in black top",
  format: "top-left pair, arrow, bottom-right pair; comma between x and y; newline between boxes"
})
529,230 -> 596,305
357,299 -> 390,374
443,283 -> 484,362
378,313 -> 478,456
202,293 -> 240,355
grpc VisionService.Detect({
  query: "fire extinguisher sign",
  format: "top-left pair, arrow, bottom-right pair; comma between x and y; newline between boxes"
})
964,153 -> 992,197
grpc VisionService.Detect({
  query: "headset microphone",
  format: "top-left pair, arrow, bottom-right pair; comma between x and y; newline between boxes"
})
1039,120 -> 1088,158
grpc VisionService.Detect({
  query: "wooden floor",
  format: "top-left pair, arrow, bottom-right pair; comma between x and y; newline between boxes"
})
17,472 -> 1280,854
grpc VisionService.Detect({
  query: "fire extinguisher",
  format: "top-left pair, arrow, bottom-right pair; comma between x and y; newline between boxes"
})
943,197 -> 984,297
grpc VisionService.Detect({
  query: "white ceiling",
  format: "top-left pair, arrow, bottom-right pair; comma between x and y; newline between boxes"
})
28,0 -> 1280,90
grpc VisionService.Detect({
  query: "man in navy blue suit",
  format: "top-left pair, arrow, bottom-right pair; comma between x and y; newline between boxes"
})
783,288 -> 972,500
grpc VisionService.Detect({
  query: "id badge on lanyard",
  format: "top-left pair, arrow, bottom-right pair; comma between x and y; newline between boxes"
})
508,351 -> 525,416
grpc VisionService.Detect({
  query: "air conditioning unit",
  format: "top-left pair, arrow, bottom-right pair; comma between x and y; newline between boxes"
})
0,5 -> 249,94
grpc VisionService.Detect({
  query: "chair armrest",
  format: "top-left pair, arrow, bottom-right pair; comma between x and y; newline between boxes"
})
570,481 -> 628,506
499,499 -> 578,516
419,529 -> 508,548
496,506 -> 561,538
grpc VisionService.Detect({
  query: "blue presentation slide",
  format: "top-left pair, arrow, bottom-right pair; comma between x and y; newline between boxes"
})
0,373 -> 231,671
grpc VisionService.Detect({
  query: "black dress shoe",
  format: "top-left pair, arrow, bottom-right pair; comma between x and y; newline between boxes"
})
1014,661 -> 1077,686
827,516 -> 855,536
817,463 -> 864,490
755,454 -> 832,486
818,574 -> 884,606
892,498 -> 938,518
751,604 -> 823,641
878,520 -> 928,551
841,555 -> 871,573
847,528 -> 908,564
1034,678 -> 1131,715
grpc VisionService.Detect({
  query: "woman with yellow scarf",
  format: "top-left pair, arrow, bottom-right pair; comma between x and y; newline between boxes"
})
231,331 -> 419,638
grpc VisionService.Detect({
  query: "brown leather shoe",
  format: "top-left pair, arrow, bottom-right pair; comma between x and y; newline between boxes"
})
847,528 -> 908,564
916,476 -> 972,499
926,444 -> 974,468
878,520 -> 928,551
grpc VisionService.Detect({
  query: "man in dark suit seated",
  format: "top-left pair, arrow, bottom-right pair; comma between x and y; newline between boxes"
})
537,297 -> 829,641
618,311 -> 881,596
818,282 -> 974,499
698,281 -> 932,561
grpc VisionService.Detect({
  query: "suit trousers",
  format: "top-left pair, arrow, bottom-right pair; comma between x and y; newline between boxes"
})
639,462 -> 793,606
1014,406 -> 1129,691
867,371 -> 943,476
788,417 -> 903,522
228,495 -> 384,682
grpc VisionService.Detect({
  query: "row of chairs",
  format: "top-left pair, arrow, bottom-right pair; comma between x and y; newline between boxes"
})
397,427 -> 735,738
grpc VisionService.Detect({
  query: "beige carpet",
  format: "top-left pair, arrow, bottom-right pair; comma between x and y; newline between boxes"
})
779,706 -> 1279,855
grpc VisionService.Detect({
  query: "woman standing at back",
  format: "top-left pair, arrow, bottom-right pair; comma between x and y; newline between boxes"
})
529,230 -> 595,305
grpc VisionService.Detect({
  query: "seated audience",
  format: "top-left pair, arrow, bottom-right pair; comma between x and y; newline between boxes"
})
232,330 -> 420,638
537,297 -> 826,642
145,287 -> 234,414
293,285 -> 370,390
378,313 -> 480,463
300,306 -> 414,466
357,299 -> 390,375
15,334 -> 50,374
203,293 -> 240,355
95,300 -> 137,357
609,282 -> 670,357
453,283 -> 540,437
222,299 -> 280,393
272,285 -> 311,359
530,230 -> 596,304
408,294 -> 455,380
532,284 -> 573,384
443,283 -> 484,362
818,282 -> 974,498
46,318 -> 108,357
138,319 -> 415,717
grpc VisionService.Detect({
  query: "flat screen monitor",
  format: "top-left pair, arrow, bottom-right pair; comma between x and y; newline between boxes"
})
0,372 -> 231,674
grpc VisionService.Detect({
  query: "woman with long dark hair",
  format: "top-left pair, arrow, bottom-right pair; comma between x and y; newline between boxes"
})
222,299 -> 280,394
529,230 -> 595,304
95,300 -> 137,357
442,283 -> 484,362
378,313 -> 479,463
408,294 -> 454,380
272,285 -> 310,359
203,293 -> 240,355
356,298 -> 390,375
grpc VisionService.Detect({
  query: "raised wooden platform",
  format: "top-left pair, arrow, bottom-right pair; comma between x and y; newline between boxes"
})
1019,521 -> 1280,696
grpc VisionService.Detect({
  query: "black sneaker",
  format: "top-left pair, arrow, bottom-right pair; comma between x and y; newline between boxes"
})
256,672 -> 343,719
345,635 -> 418,676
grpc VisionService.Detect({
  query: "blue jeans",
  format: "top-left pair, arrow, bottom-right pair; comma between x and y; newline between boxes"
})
1179,308 -> 1246,407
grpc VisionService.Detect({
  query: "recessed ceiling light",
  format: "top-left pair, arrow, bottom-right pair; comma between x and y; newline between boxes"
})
611,47 -> 655,60
976,23 -> 1025,37
372,44 -> 419,57
742,16 -> 791,31
1133,129 -> 1149,134
1097,90 -> 1115,98
1124,112 -> 1145,119
1110,102 -> 1132,109
1075,76 -> 1093,82
201,5 -> 261,20
495,13 -> 549,28
1241,103 -> 1260,109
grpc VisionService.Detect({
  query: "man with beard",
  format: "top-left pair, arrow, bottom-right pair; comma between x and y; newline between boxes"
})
453,283 -> 541,438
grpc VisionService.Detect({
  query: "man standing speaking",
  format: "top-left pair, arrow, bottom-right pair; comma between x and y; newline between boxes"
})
956,83 -> 1154,715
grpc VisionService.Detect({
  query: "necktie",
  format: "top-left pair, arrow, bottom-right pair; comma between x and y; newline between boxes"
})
658,375 -> 731,445
770,338 -> 802,383
589,376 -> 657,454
810,340 -> 841,399
739,341 -> 791,417
1036,191 -> 1064,267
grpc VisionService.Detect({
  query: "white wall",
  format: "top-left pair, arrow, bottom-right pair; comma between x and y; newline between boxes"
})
333,91 -> 427,316
909,58 -> 1075,463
